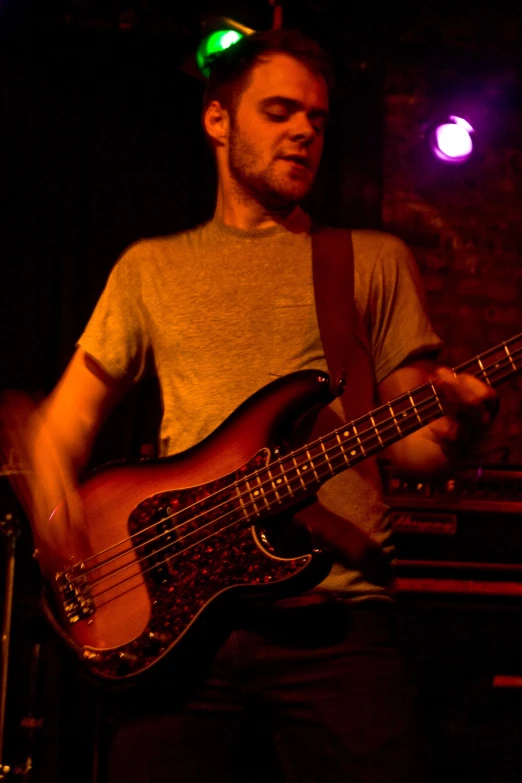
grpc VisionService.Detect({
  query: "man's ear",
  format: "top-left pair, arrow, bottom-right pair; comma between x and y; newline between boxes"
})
203,100 -> 230,146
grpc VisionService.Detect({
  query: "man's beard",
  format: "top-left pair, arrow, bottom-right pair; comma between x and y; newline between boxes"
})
228,129 -> 314,210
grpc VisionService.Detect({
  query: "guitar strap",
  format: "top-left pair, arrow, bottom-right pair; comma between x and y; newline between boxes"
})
311,225 -> 354,399
304,225 -> 391,584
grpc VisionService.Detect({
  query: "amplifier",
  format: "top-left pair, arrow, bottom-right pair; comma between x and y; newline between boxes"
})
383,465 -> 522,599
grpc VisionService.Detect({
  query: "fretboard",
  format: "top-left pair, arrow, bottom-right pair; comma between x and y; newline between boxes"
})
235,333 -> 522,520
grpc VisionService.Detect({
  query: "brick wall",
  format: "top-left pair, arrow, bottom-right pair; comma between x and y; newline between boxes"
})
383,54 -> 522,463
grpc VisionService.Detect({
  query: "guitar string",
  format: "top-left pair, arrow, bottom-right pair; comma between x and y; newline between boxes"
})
66,345 -> 521,598
68,337 -> 522,580
72,348 -> 521,606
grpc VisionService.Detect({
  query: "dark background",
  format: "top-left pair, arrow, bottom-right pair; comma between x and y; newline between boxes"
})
1,2 -> 522,782
0,0 -> 387,396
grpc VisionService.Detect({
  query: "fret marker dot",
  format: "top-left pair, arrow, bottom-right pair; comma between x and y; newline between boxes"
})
302,464 -> 308,470
254,490 -> 259,496
350,450 -> 356,456
276,479 -> 282,484
343,431 -> 349,437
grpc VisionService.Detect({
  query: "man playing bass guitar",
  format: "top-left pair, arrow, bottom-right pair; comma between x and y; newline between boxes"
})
2,28 -> 498,783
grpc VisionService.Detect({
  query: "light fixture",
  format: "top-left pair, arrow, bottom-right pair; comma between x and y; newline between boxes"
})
195,17 -> 255,78
430,116 -> 475,164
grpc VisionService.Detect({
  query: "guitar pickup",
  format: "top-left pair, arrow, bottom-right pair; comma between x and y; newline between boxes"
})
56,566 -> 95,624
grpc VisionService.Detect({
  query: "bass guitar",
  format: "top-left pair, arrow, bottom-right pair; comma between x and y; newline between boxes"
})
38,334 -> 521,680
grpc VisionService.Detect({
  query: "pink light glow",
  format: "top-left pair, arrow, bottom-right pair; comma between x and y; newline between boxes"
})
431,116 -> 474,163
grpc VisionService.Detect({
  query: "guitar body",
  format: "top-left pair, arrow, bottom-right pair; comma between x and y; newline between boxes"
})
42,370 -> 333,681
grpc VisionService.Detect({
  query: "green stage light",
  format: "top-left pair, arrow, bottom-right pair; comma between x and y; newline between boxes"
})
196,29 -> 245,78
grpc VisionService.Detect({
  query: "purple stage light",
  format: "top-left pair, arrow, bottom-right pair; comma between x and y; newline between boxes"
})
430,116 -> 475,163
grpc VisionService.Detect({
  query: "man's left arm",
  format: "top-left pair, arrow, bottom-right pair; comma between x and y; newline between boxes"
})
378,358 -> 498,476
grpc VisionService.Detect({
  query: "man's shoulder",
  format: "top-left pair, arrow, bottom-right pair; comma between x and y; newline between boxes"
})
315,226 -> 409,257
129,221 -> 211,252
350,229 -> 409,254
348,230 -> 416,280
116,221 -> 213,268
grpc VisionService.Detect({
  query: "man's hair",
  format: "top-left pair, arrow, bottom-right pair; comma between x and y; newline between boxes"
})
202,28 -> 335,119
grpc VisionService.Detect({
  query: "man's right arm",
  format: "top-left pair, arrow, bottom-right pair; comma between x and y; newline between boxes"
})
2,347 -> 125,540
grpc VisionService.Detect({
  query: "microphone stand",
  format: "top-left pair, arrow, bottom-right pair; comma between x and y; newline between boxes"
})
0,468 -> 41,783
0,508 -> 19,781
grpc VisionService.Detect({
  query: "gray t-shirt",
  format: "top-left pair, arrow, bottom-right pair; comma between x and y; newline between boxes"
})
78,210 -> 442,598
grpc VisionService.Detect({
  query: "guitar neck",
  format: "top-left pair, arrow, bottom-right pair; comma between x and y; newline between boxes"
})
243,334 -> 522,514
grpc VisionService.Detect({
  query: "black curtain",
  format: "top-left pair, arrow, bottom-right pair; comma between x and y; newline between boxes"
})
1,29 -> 215,388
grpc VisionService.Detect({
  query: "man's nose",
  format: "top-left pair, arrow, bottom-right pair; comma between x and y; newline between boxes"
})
288,114 -> 316,142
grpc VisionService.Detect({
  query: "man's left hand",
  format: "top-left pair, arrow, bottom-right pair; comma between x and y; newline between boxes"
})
428,367 -> 499,453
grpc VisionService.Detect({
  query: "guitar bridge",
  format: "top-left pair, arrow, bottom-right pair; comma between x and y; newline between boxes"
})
56,565 -> 95,624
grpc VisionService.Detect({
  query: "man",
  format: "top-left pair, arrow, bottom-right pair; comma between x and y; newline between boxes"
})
3,29 -> 495,783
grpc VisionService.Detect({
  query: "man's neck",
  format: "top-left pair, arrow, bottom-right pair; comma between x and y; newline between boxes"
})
213,182 -> 303,231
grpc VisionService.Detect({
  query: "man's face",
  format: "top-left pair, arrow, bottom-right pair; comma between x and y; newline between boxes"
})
225,53 -> 329,210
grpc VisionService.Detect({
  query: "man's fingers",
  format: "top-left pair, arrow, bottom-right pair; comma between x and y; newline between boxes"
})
434,367 -> 497,408
433,367 -> 499,430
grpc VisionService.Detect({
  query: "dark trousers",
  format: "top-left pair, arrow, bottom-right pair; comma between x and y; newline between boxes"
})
104,600 -> 428,783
